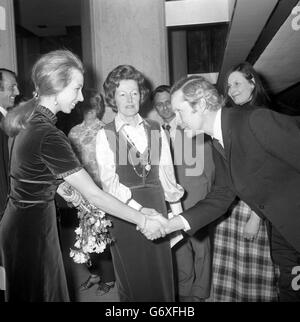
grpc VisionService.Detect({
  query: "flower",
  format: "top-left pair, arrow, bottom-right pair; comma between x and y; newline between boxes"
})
58,182 -> 113,265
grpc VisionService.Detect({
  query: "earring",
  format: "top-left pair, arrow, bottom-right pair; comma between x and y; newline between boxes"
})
33,91 -> 39,99
54,99 -> 58,106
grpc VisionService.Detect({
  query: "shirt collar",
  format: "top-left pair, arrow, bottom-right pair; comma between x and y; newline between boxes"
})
167,116 -> 177,130
0,106 -> 7,117
115,113 -> 144,132
213,108 -> 224,147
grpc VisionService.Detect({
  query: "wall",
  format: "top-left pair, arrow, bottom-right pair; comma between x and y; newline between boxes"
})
81,0 -> 169,92
0,0 -> 17,72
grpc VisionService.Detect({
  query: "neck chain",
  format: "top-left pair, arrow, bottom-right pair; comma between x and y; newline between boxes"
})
121,125 -> 151,178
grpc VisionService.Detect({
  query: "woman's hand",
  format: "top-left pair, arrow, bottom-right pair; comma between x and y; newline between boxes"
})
243,212 -> 261,241
138,215 -> 168,240
57,181 -> 82,207
141,207 -> 160,216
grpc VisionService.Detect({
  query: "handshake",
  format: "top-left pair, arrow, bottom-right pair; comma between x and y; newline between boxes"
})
136,207 -> 184,241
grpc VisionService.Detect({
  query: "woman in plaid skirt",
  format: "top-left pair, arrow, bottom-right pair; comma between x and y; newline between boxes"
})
210,62 -> 279,302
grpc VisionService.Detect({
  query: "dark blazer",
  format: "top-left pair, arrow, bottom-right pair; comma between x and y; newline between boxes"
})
0,112 -> 9,219
182,107 -> 300,252
172,128 -> 215,210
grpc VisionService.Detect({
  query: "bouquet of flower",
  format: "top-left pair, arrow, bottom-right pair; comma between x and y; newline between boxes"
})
57,182 -> 113,265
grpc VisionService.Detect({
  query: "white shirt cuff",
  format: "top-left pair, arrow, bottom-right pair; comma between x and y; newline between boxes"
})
179,215 -> 191,231
128,199 -> 142,211
170,202 -> 183,216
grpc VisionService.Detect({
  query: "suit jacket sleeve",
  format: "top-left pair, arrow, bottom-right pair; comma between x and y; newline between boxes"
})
249,109 -> 300,173
182,147 -> 236,236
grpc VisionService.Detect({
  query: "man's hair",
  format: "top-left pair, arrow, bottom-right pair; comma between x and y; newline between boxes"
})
151,85 -> 170,101
0,68 -> 17,91
170,75 -> 224,111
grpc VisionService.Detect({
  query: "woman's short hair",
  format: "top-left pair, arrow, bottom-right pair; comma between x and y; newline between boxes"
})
224,61 -> 271,107
4,49 -> 84,136
171,75 -> 224,111
103,65 -> 149,112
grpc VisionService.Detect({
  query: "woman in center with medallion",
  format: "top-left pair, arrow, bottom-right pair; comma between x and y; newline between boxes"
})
96,65 -> 183,302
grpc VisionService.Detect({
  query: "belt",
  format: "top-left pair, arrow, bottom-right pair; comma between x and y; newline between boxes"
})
9,195 -> 54,204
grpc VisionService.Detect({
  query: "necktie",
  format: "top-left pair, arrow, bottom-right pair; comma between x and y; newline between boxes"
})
162,123 -> 171,132
212,138 -> 226,159
162,123 -> 173,154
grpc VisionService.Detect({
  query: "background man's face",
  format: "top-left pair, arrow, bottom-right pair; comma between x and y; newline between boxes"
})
0,72 -> 20,109
154,91 -> 175,122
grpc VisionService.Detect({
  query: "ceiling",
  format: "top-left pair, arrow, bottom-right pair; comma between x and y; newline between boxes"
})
14,0 -> 81,37
13,0 -> 300,109
218,0 -> 300,97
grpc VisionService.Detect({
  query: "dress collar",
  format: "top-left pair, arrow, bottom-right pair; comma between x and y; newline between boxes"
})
115,113 -> 145,132
36,105 -> 57,124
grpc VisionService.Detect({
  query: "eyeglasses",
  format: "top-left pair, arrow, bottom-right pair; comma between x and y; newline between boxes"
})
155,101 -> 171,109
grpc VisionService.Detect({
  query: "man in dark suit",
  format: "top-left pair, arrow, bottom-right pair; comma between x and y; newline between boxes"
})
152,85 -> 215,302
164,75 -> 300,301
0,69 -> 19,220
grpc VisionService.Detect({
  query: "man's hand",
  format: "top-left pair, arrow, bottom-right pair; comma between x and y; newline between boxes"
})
137,214 -> 168,240
243,213 -> 261,241
144,215 -> 169,240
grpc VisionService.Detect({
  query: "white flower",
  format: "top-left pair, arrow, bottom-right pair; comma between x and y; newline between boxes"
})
74,240 -> 81,248
89,217 -> 96,224
75,227 -> 82,235
69,196 -> 112,264
94,242 -> 106,253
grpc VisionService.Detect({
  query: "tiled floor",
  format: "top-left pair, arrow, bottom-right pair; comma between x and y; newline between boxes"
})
59,209 -> 119,302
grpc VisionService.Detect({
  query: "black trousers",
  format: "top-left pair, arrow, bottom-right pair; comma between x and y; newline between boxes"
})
271,226 -> 300,302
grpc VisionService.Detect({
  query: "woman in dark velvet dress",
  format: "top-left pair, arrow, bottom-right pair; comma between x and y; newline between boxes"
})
96,65 -> 183,302
0,50 -> 166,302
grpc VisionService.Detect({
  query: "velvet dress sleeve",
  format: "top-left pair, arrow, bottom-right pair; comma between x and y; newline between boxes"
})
41,127 -> 82,179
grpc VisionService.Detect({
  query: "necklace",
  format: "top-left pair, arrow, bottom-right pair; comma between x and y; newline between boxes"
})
121,125 -> 151,178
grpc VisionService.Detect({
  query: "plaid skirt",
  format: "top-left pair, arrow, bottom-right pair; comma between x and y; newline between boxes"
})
210,200 -> 279,302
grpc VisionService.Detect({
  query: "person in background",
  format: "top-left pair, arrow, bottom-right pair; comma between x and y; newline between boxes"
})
163,75 -> 300,302
0,69 -> 20,220
68,89 -> 115,296
207,62 -> 279,301
96,65 -> 184,301
152,84 -> 215,302
0,50 -> 165,302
